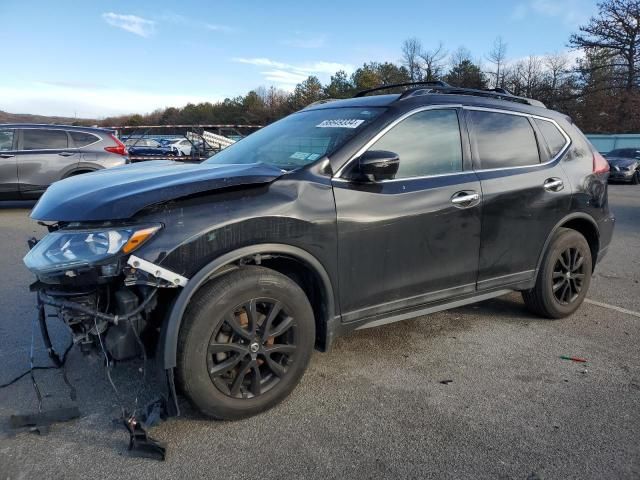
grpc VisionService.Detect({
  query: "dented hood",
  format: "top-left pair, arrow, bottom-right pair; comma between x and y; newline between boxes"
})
30,161 -> 283,221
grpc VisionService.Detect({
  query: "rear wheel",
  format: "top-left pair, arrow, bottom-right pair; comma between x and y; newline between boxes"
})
522,228 -> 592,319
177,266 -> 315,420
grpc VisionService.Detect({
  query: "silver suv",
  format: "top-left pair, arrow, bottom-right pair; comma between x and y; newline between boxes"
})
0,124 -> 129,199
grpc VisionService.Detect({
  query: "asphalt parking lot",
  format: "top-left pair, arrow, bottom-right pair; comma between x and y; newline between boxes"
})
0,185 -> 638,479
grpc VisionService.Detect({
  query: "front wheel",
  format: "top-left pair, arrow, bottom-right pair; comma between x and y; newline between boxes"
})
522,228 -> 592,319
177,266 -> 315,420
632,171 -> 640,185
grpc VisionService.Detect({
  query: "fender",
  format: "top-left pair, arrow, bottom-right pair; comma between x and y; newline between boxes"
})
161,243 -> 337,369
533,212 -> 600,278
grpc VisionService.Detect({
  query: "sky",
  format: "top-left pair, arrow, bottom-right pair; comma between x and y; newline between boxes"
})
0,0 -> 599,118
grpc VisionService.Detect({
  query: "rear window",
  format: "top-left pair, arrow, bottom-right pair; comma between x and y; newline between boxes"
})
534,119 -> 567,157
469,111 -> 540,169
23,129 -> 68,150
70,131 -> 99,148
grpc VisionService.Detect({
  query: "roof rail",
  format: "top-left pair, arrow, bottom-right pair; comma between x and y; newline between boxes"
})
353,81 -> 451,98
306,98 -> 340,108
353,81 -> 546,108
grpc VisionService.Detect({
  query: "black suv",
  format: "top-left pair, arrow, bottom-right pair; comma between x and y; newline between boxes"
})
24,83 -> 614,420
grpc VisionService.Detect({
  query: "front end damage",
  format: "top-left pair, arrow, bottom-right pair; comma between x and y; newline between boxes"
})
24,221 -> 185,460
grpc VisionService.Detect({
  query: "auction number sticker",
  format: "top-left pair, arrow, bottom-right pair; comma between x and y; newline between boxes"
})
316,119 -> 365,128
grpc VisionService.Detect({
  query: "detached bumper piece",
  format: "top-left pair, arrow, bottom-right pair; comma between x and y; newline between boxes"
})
10,406 -> 81,435
8,303 -> 80,435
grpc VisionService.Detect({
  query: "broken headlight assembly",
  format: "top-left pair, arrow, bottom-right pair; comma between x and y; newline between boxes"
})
23,224 -> 161,275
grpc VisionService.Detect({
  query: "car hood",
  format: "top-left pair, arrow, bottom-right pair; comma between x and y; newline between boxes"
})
30,161 -> 284,222
607,157 -> 638,168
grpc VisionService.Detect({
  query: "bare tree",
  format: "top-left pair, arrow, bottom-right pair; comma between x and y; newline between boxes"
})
569,0 -> 640,91
401,37 -> 424,81
544,53 -> 569,91
487,36 -> 508,88
419,42 -> 448,81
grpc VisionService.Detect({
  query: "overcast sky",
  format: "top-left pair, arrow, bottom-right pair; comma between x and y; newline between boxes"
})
0,0 -> 597,118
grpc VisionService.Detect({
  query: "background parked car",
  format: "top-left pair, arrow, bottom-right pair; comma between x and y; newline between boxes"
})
125,138 -> 176,157
604,148 -> 640,184
166,138 -> 193,156
0,124 -> 128,199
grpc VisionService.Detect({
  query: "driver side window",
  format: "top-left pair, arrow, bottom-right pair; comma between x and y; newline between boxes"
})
368,109 -> 463,179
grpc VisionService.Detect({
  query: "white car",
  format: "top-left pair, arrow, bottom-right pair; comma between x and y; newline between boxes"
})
168,138 -> 193,156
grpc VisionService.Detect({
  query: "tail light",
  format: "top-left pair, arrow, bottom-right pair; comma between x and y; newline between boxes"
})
592,150 -> 610,174
104,134 -> 128,156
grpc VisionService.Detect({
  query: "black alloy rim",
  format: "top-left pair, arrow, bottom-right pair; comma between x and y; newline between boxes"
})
206,298 -> 297,399
552,247 -> 586,305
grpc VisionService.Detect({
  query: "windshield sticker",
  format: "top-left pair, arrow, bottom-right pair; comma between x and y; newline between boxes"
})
316,119 -> 365,129
307,153 -> 321,161
290,151 -> 312,160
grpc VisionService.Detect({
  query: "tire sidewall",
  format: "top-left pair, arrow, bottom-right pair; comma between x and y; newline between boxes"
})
539,230 -> 592,318
178,267 -> 315,419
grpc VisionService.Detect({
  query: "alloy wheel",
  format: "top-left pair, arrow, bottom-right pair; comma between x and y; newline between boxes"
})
552,247 -> 586,305
206,298 -> 297,399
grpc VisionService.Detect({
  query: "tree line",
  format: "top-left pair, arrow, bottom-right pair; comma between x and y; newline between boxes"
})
102,0 -> 640,134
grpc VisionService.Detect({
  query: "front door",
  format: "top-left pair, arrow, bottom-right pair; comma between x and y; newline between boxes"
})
17,128 -> 80,198
332,107 -> 482,323
0,128 -> 18,199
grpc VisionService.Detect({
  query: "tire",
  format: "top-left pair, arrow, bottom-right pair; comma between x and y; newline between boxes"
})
632,171 -> 640,185
522,228 -> 592,319
177,266 -> 315,420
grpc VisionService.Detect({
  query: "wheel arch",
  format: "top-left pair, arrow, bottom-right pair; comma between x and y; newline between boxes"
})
161,243 -> 338,369
63,167 -> 100,178
535,213 -> 600,276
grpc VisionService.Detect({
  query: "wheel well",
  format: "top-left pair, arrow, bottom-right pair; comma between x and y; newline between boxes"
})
559,218 -> 600,268
65,169 -> 95,178
238,254 -> 330,350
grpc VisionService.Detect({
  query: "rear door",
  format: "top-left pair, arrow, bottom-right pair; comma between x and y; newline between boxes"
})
0,128 -> 18,199
16,128 -> 80,198
466,107 -> 572,290
332,107 -> 482,323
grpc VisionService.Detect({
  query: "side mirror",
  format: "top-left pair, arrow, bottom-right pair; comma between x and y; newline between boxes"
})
357,150 -> 399,182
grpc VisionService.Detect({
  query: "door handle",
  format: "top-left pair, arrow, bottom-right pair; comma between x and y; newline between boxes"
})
543,178 -> 564,192
0,153 -> 14,159
451,191 -> 480,207
58,151 -> 74,157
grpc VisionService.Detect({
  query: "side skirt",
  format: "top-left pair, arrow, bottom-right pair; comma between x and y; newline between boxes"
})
354,289 -> 513,330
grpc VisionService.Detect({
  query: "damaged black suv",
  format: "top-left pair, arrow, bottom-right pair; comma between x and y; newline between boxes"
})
24,82 -> 614,420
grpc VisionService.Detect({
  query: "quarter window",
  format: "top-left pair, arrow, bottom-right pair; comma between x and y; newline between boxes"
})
534,118 -> 567,157
0,130 -> 14,151
70,131 -> 99,148
23,129 -> 68,150
367,109 -> 463,179
469,110 -> 540,169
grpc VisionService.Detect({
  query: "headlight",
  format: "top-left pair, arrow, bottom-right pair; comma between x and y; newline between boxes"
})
23,225 -> 161,274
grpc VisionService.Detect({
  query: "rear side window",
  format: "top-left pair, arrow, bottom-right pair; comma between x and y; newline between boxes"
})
70,131 -> 99,148
469,110 -> 540,169
368,109 -> 463,178
22,129 -> 68,150
534,119 -> 567,157
0,130 -> 14,151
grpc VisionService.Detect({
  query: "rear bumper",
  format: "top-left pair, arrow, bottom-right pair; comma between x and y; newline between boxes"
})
596,213 -> 615,265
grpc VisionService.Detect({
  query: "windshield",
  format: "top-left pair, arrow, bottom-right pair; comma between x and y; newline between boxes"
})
608,148 -> 640,158
205,107 -> 385,170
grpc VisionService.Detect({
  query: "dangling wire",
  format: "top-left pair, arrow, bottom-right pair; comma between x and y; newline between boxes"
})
29,315 -> 44,413
93,296 -> 126,419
